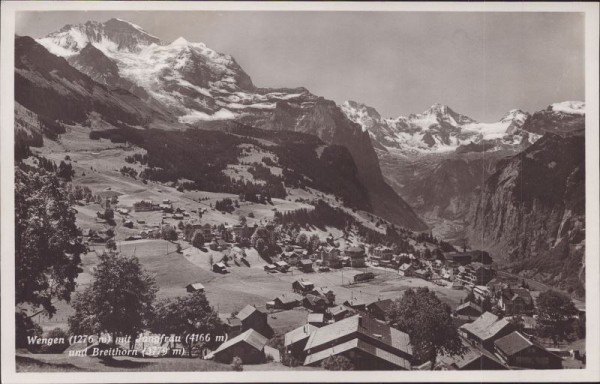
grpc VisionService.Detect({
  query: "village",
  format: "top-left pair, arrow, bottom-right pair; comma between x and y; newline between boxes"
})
49,188 -> 585,372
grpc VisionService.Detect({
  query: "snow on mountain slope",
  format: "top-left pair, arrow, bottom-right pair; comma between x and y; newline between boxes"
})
341,100 -> 534,153
36,18 -> 311,123
550,101 -> 585,115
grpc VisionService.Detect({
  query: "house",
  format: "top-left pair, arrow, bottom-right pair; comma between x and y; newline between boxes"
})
292,280 -> 315,294
454,301 -> 483,321
328,305 -> 351,322
436,337 -> 507,370
185,283 -> 205,293
298,259 -> 314,272
222,317 -> 243,338
159,203 -> 173,213
123,220 -> 134,228
284,324 -> 318,359
343,298 -> 372,312
367,298 -> 395,322
205,329 -> 268,364
398,263 -> 414,277
212,262 -> 228,274
473,285 -> 492,301
275,261 -> 290,273
494,331 -> 563,369
451,281 -> 463,290
307,313 -> 325,327
459,312 -> 514,351
372,246 -> 394,259
235,305 -> 274,338
303,315 -> 413,370
345,246 -> 366,268
264,264 -> 277,272
498,288 -> 534,315
303,294 -> 328,313
273,294 -> 301,310
309,287 -> 336,306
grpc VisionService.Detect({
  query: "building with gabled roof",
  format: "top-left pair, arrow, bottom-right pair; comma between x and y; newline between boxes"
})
284,324 -> 318,358
235,305 -> 273,338
185,282 -> 205,293
454,301 -> 483,321
494,331 -> 562,369
205,329 -> 268,364
367,298 -> 395,322
303,315 -> 413,370
459,312 -> 514,351
498,288 -> 534,315
328,305 -> 352,322
273,294 -> 301,310
436,337 -> 507,370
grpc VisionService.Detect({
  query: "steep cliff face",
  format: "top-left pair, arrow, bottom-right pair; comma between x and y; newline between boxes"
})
467,133 -> 585,296
241,97 -> 428,231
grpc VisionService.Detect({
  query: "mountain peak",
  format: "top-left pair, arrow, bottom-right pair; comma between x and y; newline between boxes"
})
170,36 -> 189,46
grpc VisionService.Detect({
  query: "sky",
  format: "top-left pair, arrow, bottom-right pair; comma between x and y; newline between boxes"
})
15,11 -> 585,122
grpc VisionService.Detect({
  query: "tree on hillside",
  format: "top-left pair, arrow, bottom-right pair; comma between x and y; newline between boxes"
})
296,233 -> 308,248
536,290 -> 578,346
151,291 -> 223,357
387,287 -> 466,368
239,214 -> 247,226
161,225 -> 178,241
192,231 -> 205,249
68,252 -> 157,346
15,166 -> 85,318
322,355 -> 354,371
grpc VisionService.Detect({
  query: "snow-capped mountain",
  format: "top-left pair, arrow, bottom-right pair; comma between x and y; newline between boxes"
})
37,18 -> 312,124
341,100 -> 534,153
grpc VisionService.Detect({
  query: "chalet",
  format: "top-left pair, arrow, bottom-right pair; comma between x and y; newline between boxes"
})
273,294 -> 301,310
345,246 -> 366,268
303,315 -> 413,370
459,312 -> 514,351
343,298 -> 372,311
298,259 -> 314,273
320,247 -> 341,263
205,329 -> 268,364
303,294 -> 328,313
494,331 -> 562,369
307,313 -> 325,327
451,281 -> 463,290
264,264 -> 277,273
473,285 -> 492,301
284,324 -> 318,359
367,298 -> 395,322
328,305 -> 351,322
185,283 -> 205,293
222,317 -> 243,338
212,262 -> 228,274
454,301 -> 483,321
498,288 -> 534,315
292,280 -> 315,294
235,305 -> 274,338
275,261 -> 290,273
310,287 -> 335,306
328,257 -> 342,269
123,220 -> 134,228
436,337 -> 507,370
398,263 -> 414,277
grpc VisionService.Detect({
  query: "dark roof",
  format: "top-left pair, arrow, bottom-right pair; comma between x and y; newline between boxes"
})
368,298 -> 395,313
438,337 -> 505,370
494,331 -> 554,358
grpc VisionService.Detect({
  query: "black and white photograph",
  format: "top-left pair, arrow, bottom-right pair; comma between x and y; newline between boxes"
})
1,1 -> 599,383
